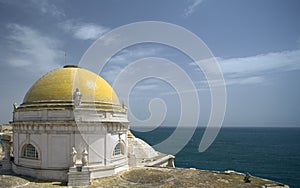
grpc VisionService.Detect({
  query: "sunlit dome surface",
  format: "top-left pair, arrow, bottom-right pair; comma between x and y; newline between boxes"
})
22,65 -> 120,107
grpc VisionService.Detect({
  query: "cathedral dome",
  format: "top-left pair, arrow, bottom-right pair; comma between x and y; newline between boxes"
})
21,65 -> 121,110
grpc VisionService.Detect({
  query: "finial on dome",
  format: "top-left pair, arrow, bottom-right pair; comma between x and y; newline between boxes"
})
63,65 -> 80,68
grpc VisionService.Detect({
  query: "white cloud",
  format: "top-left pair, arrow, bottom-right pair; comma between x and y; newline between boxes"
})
8,59 -> 32,67
190,49 -> 300,86
101,46 -> 163,83
30,0 -> 65,18
219,49 -> 300,76
218,76 -> 265,86
103,47 -> 300,95
134,83 -> 159,91
60,20 -> 109,40
133,79 -> 162,91
6,24 -> 63,73
110,48 -> 160,63
184,0 -> 205,17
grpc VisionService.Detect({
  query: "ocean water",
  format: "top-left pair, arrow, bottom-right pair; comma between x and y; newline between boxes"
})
131,127 -> 300,188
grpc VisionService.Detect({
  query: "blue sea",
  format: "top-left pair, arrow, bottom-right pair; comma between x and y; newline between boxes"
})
132,127 -> 300,188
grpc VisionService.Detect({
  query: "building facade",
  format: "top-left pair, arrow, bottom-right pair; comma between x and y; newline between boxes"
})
9,65 -> 174,185
12,65 -> 129,182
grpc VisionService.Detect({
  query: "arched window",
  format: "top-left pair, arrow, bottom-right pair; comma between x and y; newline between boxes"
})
22,144 -> 39,159
113,142 -> 124,156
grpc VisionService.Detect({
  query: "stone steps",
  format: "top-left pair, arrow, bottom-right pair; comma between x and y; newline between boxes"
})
67,167 -> 91,186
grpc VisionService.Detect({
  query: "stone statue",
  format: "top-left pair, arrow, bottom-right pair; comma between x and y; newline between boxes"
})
2,141 -> 9,160
122,100 -> 128,112
73,88 -> 82,107
71,147 -> 77,167
13,103 -> 18,112
2,135 -> 11,160
82,148 -> 88,166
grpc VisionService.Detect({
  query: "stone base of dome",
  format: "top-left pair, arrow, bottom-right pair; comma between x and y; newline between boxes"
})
12,162 -> 68,181
11,161 -> 129,184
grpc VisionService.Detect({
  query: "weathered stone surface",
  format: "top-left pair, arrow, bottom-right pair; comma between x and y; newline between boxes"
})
0,167 -> 290,188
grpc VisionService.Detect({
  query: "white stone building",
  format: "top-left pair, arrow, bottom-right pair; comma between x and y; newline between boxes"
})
8,65 -> 174,185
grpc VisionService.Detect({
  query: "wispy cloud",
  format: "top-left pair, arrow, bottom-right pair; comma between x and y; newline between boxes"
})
104,45 -> 300,96
6,24 -> 64,73
219,49 -> 300,75
30,0 -> 65,18
60,20 -> 109,40
184,0 -> 205,17
101,46 -> 163,83
110,47 -> 161,63
133,79 -> 162,91
190,49 -> 300,86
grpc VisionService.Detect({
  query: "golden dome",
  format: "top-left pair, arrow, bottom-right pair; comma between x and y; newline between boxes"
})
23,65 -> 120,107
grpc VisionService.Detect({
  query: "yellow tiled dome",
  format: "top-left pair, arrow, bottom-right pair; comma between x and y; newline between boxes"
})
23,65 -> 119,105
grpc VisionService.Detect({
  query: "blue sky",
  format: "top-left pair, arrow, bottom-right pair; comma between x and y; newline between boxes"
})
0,0 -> 299,127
